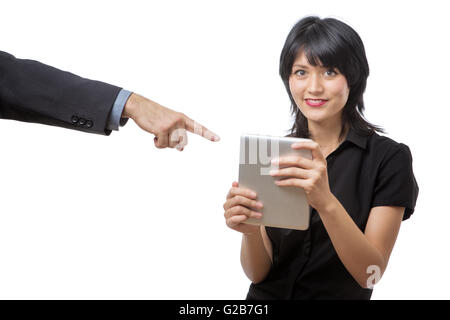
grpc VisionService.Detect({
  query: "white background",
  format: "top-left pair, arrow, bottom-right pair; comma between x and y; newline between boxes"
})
0,0 -> 448,299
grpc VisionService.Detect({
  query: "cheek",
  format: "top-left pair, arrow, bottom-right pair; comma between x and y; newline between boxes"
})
328,79 -> 350,105
289,78 -> 305,98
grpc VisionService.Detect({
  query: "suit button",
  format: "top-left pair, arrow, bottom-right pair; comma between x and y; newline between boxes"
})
79,118 -> 86,126
86,120 -> 93,128
71,116 -> 79,124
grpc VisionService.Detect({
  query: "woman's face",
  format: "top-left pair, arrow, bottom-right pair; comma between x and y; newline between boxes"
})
289,52 -> 350,126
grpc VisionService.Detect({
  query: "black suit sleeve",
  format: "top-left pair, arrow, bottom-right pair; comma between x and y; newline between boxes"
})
0,50 -> 122,135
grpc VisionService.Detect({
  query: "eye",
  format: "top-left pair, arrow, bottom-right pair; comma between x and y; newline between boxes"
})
325,69 -> 337,76
294,69 -> 306,76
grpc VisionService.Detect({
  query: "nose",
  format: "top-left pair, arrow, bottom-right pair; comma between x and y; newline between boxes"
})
307,74 -> 324,95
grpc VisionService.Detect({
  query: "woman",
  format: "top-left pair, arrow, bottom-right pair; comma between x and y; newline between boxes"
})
223,16 -> 419,299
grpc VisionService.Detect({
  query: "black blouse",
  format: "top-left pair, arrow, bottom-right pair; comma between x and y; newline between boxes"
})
246,128 -> 419,300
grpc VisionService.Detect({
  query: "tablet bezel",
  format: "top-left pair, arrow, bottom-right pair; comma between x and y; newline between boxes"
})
238,134 -> 312,230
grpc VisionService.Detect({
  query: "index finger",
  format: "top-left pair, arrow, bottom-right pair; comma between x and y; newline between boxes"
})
291,141 -> 325,162
272,155 -> 314,169
184,116 -> 220,142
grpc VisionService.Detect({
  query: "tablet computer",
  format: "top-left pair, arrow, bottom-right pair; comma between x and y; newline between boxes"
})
238,134 -> 312,230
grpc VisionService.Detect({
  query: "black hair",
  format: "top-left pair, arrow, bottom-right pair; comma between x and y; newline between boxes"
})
279,16 -> 384,139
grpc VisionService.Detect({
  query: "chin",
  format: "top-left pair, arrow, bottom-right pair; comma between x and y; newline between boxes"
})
301,106 -> 343,124
301,109 -> 327,122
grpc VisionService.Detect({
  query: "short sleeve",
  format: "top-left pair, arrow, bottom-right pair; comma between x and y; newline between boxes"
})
371,143 -> 419,220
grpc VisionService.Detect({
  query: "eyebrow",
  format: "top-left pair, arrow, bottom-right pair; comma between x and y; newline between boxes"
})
292,64 -> 309,69
292,64 -> 335,71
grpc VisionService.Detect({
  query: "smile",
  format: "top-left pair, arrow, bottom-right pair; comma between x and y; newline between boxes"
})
305,99 -> 328,107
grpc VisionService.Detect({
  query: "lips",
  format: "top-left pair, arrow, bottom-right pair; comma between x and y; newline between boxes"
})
305,99 -> 328,107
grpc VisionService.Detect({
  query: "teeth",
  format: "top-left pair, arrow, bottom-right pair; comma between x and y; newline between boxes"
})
308,99 -> 323,103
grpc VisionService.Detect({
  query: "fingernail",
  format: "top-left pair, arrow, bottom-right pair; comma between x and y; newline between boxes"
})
254,213 -> 263,218
212,135 -> 220,141
271,159 -> 278,165
269,170 -> 277,176
256,202 -> 264,208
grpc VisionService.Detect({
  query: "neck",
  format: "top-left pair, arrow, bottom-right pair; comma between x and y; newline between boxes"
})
308,118 -> 347,149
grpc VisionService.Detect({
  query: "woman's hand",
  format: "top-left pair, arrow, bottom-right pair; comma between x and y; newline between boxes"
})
223,182 -> 263,235
269,140 -> 334,212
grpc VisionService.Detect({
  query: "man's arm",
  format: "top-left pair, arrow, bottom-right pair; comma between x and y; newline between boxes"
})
0,50 -> 220,148
0,50 -> 121,135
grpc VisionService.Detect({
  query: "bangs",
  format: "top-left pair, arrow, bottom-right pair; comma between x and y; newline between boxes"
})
298,25 -> 347,72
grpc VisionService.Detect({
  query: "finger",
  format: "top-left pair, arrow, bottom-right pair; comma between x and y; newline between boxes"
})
169,128 -> 188,150
176,129 -> 188,151
226,186 -> 257,200
291,141 -> 325,162
271,156 -> 314,170
226,182 -> 239,199
226,215 -> 249,228
224,205 -> 262,219
227,213 -> 262,229
269,167 -> 310,179
275,178 -> 307,188
223,195 -> 263,211
184,116 -> 220,142
154,134 -> 169,148
169,128 -> 183,149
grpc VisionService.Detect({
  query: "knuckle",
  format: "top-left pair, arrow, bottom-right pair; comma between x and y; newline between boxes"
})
315,170 -> 323,179
162,123 -> 173,132
172,113 -> 184,125
227,217 -> 236,227
239,195 -> 249,204
230,206 -> 240,215
154,124 -> 166,133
